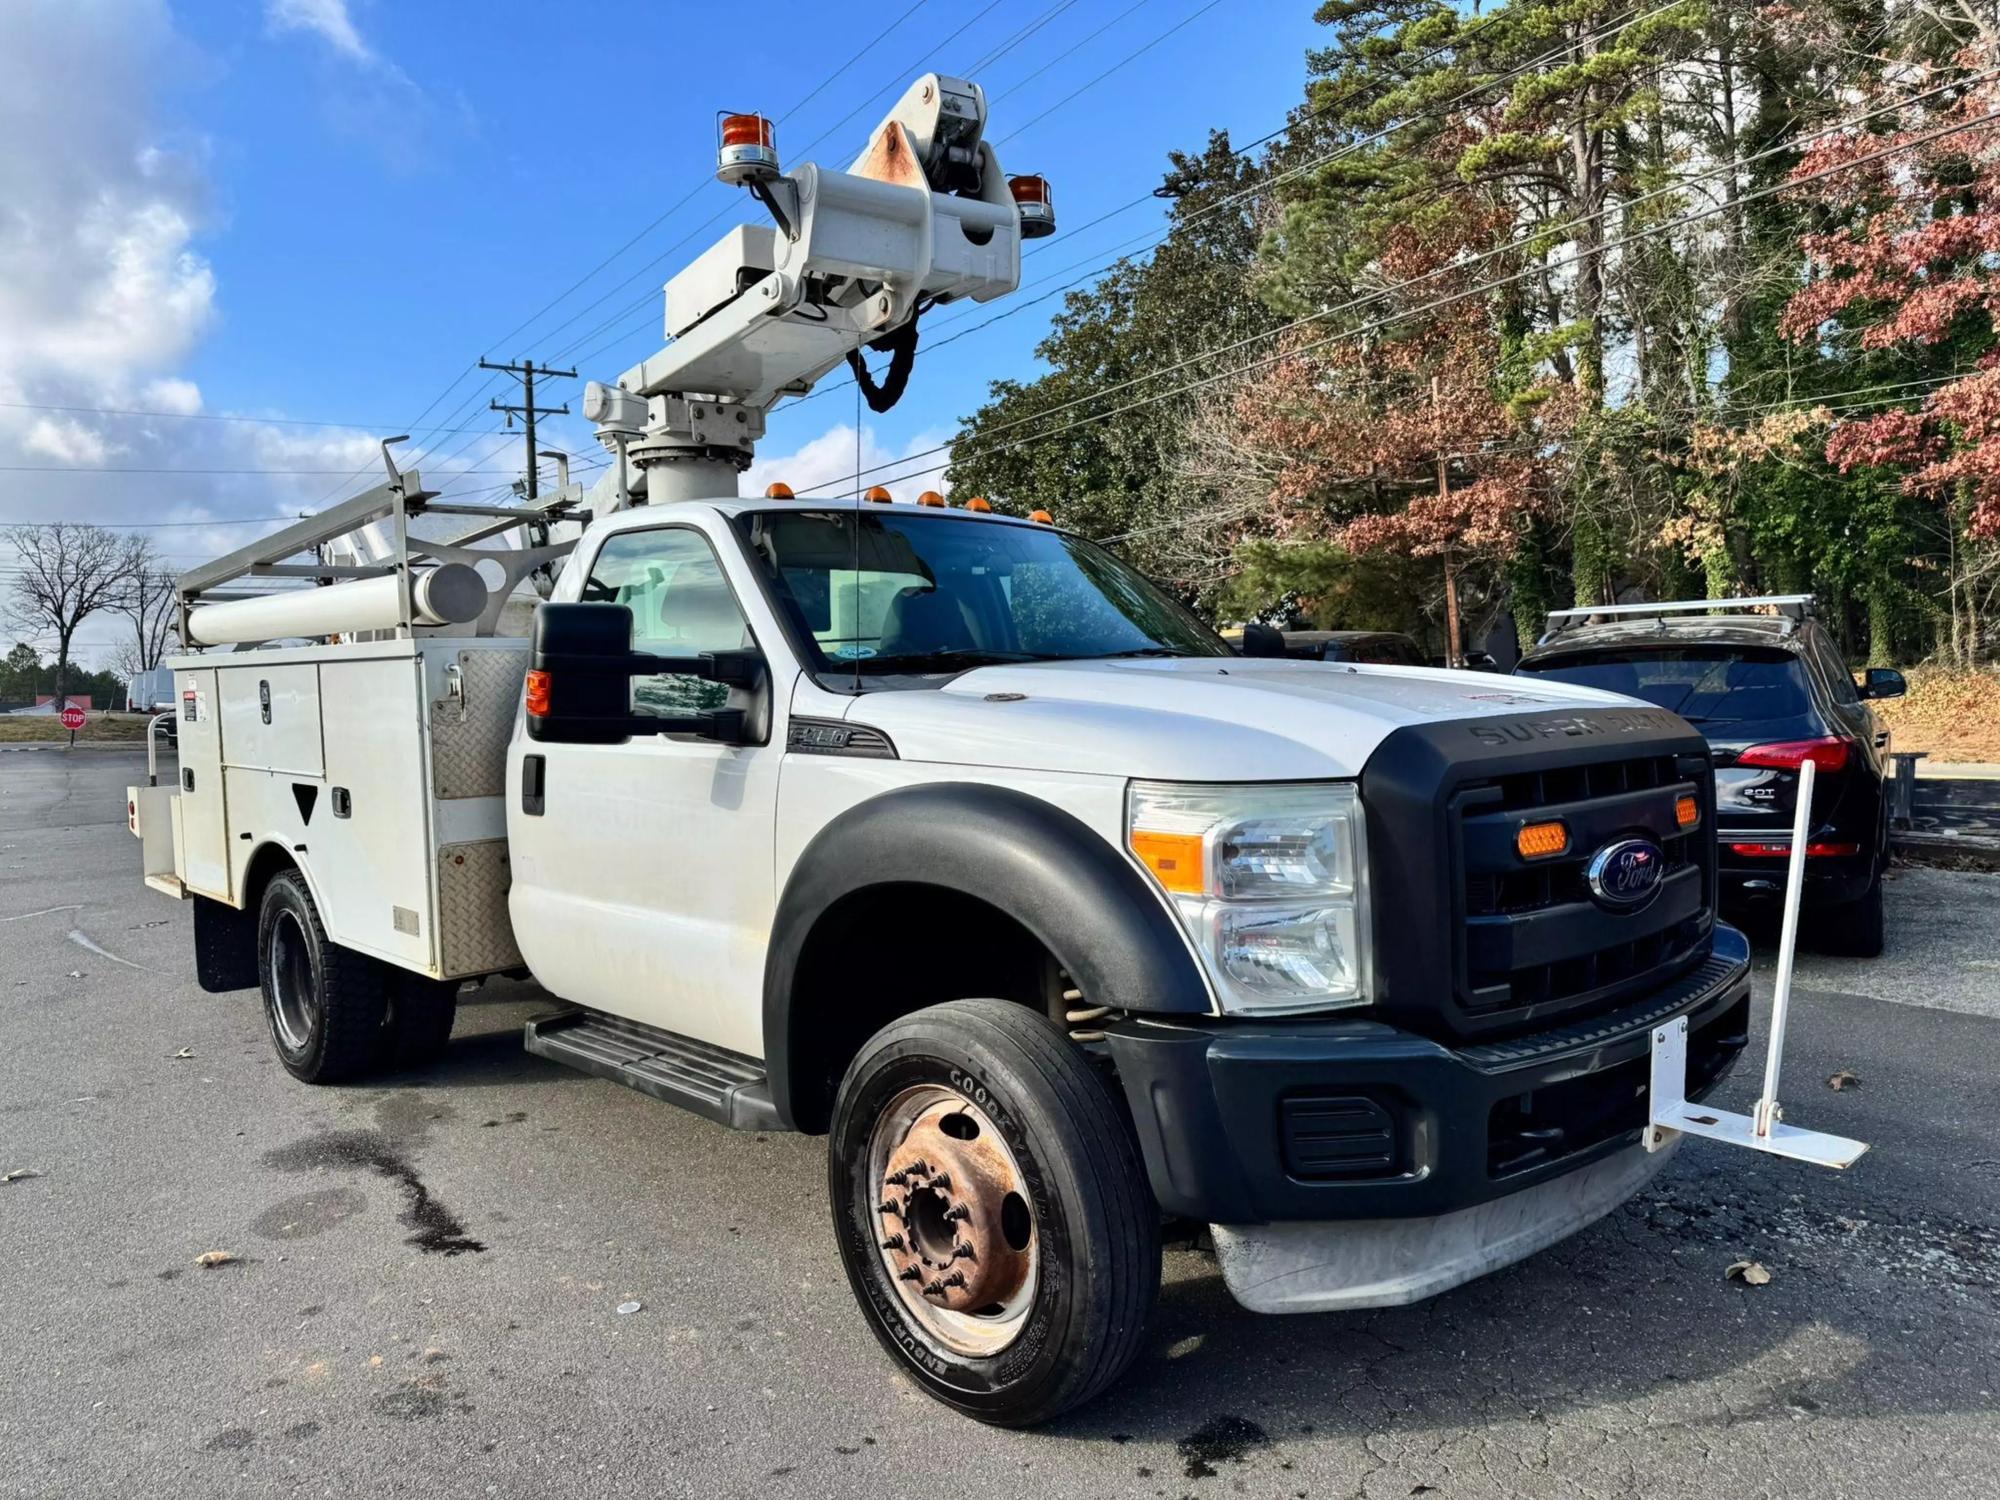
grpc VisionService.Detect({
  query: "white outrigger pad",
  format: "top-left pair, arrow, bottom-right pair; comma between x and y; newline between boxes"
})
1642,758 -> 1869,1169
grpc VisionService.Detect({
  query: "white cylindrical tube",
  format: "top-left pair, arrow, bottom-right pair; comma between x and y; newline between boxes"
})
186,563 -> 489,646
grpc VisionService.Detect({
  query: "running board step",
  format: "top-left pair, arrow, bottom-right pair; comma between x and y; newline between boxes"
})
524,1009 -> 782,1131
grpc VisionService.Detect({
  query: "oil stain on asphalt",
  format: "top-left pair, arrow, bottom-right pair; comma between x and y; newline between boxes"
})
262,1129 -> 484,1255
1176,1414 -> 1269,1479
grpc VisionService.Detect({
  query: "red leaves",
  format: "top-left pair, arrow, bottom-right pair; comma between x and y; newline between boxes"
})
1786,54 -> 2000,538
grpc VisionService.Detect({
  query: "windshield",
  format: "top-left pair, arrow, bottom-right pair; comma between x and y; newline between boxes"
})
1518,646 -> 1812,726
735,509 -> 1231,678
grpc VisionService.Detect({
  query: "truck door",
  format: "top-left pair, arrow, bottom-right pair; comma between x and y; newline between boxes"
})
508,523 -> 780,1059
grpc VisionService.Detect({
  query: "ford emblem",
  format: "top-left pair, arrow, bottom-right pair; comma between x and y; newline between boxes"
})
1586,838 -> 1665,910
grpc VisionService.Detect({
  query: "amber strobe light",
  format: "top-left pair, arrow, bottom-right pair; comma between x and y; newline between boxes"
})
1029,509 -> 1053,524
524,669 -> 552,717
1008,174 -> 1056,238
864,485 -> 893,504
964,496 -> 992,512
916,490 -> 946,507
1676,794 -> 1700,828
765,482 -> 794,498
1516,820 -> 1569,859
1129,830 -> 1204,894
716,112 -> 779,186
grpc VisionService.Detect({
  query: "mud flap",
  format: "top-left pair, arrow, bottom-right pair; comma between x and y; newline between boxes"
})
193,895 -> 258,993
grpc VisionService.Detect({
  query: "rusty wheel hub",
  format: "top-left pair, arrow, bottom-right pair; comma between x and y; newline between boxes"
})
870,1090 -> 1036,1355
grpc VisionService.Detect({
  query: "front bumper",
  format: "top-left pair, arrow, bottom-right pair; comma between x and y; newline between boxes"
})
1103,924 -> 1751,1225
1210,1138 -> 1681,1312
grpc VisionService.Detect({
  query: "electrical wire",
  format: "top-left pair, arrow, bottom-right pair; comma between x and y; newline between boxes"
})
793,96 -> 2000,497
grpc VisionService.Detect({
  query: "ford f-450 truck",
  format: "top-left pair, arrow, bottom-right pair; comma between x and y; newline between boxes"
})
126,72 -> 1853,1427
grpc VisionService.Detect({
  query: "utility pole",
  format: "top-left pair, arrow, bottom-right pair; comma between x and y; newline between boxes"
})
480,357 -> 576,500
1432,375 -> 1464,669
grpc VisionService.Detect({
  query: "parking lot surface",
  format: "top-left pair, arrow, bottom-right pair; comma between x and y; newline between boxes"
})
4,747 -> 1997,1498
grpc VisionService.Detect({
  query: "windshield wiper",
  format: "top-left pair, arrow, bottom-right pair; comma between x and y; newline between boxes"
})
854,648 -> 1055,673
1092,646 -> 1193,659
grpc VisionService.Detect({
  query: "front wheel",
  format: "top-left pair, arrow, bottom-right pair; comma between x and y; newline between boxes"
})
828,999 -> 1160,1427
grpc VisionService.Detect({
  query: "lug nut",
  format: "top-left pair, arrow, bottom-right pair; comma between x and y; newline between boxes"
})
907,1158 -> 930,1177
929,1172 -> 952,1193
951,1241 -> 977,1262
880,1234 -> 905,1251
878,1200 -> 901,1218
885,1170 -> 911,1188
898,1266 -> 922,1283
942,1271 -> 967,1290
943,1203 -> 971,1223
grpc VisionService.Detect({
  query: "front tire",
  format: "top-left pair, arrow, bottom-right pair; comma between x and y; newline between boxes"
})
828,999 -> 1160,1427
257,871 -> 389,1083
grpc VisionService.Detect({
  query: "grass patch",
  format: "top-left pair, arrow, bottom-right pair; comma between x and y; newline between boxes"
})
0,713 -> 153,743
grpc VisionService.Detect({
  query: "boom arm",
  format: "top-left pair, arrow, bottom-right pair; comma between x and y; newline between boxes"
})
589,73 -> 1044,504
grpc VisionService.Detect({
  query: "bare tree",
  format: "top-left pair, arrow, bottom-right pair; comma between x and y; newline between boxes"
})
114,550 -> 179,673
1,524 -> 144,711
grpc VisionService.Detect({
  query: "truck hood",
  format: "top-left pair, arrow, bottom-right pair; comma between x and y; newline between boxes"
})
845,658 -> 1657,780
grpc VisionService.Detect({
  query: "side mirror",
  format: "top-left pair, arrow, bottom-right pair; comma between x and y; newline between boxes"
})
1858,666 -> 1906,700
526,602 -> 765,745
1237,622 -> 1287,659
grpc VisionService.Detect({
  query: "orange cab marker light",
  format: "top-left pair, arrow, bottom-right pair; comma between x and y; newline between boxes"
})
1516,820 -> 1569,859
964,496 -> 993,512
1029,509 -> 1053,524
1675,794 -> 1700,828
1130,831 -> 1204,894
765,482 -> 794,499
864,485 -> 893,504
917,490 -> 946,507
525,669 -> 552,717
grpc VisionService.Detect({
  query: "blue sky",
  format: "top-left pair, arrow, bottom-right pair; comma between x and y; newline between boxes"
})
2,0 -> 1323,661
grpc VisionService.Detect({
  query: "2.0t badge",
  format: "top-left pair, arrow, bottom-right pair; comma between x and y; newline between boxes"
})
1585,838 -> 1665,910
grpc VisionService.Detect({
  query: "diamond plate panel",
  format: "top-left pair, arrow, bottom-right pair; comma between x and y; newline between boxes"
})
436,839 -> 523,977
431,647 -> 527,800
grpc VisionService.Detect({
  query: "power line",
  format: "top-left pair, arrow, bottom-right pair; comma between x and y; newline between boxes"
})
0,399 -> 508,435
773,1 -> 1693,420
795,95 -> 2000,497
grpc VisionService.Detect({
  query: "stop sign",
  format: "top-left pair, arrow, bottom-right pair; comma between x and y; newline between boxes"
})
58,704 -> 86,731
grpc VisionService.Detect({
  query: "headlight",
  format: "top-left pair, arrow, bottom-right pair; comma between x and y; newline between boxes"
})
1127,781 -> 1370,1015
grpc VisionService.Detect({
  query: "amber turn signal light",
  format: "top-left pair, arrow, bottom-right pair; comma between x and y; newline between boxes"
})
1516,820 -> 1569,859
524,669 -> 552,717
1130,830 -> 1203,894
1675,794 -> 1699,828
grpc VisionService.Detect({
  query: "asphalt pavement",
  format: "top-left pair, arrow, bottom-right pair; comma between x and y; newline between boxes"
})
4,746 -> 1997,1499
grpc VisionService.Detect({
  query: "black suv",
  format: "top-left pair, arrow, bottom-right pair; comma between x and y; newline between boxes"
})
1514,600 -> 1905,955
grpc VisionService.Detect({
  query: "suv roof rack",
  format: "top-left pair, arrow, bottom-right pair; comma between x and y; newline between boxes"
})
1539,594 -> 1814,644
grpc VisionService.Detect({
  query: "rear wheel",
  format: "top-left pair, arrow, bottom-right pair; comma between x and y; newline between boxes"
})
257,871 -> 389,1083
828,999 -> 1160,1427
1817,872 -> 1885,958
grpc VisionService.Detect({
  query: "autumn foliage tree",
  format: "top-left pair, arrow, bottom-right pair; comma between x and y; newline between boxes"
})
1783,46 -> 2000,660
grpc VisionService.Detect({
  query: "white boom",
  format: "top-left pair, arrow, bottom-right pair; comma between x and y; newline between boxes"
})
176,72 -> 1043,643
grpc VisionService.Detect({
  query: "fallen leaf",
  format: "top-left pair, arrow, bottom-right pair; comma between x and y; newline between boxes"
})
2,1167 -> 42,1184
195,1250 -> 238,1269
1726,1259 -> 1771,1286
1828,1070 -> 1861,1091
171,1047 -> 194,1060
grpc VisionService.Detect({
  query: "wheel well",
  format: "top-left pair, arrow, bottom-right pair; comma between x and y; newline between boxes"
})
240,842 -> 301,916
784,883 -> 1066,1133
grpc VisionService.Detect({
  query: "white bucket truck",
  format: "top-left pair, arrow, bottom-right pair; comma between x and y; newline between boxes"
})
128,75 -> 1861,1426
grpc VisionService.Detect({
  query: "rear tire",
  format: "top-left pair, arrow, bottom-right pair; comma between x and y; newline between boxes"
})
1818,873 -> 1885,958
379,973 -> 460,1070
828,999 -> 1160,1427
256,871 -> 389,1083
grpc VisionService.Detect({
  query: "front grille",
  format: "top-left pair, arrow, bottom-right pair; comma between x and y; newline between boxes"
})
1452,752 -> 1715,1027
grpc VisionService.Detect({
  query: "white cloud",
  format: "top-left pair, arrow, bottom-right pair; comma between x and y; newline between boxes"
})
264,0 -> 371,61
747,423 -> 952,504
21,418 -> 121,466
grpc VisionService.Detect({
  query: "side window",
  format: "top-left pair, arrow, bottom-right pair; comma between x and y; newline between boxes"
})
1809,630 -> 1860,705
580,528 -> 753,718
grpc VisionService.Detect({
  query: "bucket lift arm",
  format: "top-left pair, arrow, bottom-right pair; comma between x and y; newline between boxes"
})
588,73 -> 1050,505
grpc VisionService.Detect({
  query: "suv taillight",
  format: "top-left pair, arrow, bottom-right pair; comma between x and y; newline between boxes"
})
1735,736 -> 1851,773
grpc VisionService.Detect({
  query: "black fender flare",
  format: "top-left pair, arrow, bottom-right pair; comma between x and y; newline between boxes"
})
763,782 -> 1212,1130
